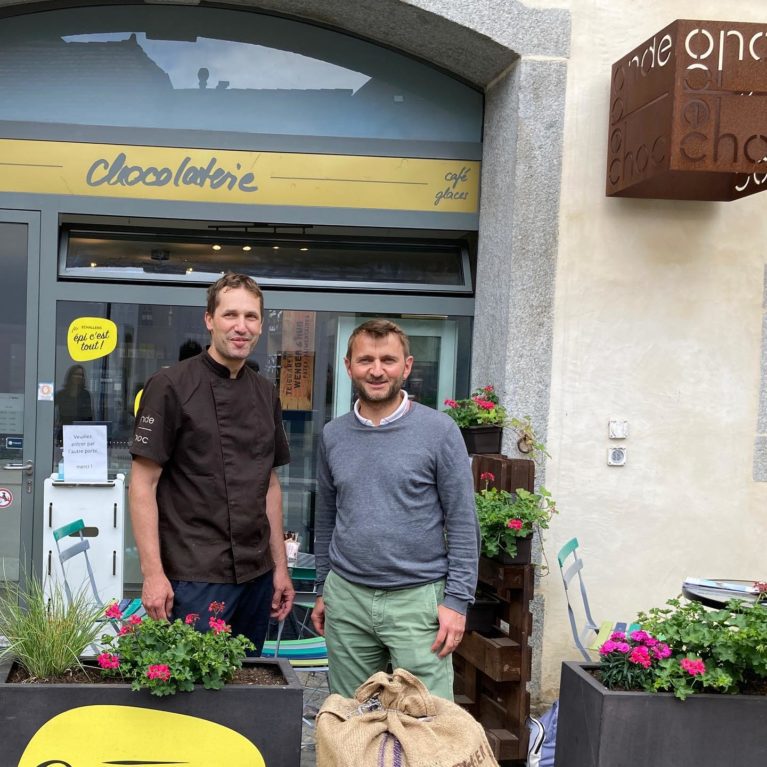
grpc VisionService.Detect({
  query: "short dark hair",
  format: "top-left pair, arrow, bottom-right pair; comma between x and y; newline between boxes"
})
206,273 -> 263,317
346,319 -> 411,360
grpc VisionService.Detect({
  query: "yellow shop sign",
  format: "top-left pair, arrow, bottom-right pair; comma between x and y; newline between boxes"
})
0,138 -> 480,213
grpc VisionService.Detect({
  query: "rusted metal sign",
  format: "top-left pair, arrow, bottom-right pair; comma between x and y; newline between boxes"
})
607,20 -> 767,200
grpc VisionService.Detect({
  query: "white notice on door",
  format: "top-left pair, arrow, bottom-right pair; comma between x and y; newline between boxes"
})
62,424 -> 108,482
0,393 -> 23,433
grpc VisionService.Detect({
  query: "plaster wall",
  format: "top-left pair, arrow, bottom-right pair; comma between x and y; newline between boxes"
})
540,0 -> 767,700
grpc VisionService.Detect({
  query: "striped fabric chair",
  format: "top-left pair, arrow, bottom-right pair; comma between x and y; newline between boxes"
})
261,635 -> 328,671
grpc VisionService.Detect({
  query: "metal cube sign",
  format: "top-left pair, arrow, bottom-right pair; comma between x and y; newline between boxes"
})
607,19 -> 767,200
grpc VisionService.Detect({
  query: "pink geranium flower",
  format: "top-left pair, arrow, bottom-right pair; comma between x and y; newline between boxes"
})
128,614 -> 143,625
480,472 -> 495,482
209,617 -> 231,635
506,518 -> 523,531
680,657 -> 706,676
97,652 -> 120,670
185,613 -> 200,625
104,603 -> 123,621
146,664 -> 171,681
443,399 -> 458,408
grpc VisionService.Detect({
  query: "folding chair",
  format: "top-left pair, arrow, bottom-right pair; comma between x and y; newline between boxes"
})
52,518 -> 144,646
557,538 -> 638,661
262,557 -> 328,750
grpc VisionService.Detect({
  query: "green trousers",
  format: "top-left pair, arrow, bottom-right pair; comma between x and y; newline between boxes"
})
323,570 -> 455,700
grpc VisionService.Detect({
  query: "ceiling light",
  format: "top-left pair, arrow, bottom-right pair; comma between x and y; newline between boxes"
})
299,247 -> 308,252
272,246 -> 280,250
242,245 -> 252,252
90,262 -> 97,268
186,267 -> 193,273
212,244 -> 222,251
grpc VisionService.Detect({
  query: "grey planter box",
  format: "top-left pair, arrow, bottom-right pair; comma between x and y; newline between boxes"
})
555,661 -> 767,767
0,657 -> 303,767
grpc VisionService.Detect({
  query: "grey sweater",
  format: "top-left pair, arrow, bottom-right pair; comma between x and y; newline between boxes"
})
314,402 -> 479,614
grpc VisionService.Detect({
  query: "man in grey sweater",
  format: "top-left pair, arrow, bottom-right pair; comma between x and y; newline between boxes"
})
312,319 -> 479,700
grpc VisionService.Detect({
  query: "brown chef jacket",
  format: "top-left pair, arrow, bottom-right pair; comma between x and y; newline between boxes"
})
130,352 -> 290,584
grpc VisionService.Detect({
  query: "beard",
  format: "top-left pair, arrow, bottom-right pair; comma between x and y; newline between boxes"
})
353,375 -> 404,406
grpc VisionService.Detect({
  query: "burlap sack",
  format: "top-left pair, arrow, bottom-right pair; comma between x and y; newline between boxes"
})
316,668 -> 499,767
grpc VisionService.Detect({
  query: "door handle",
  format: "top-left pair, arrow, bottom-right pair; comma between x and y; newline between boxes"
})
2,460 -> 34,476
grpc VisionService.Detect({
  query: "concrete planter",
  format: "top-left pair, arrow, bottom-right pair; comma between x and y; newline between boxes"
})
555,661 -> 767,767
0,657 -> 303,767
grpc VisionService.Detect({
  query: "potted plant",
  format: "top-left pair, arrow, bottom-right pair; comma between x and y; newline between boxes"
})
443,384 -> 507,454
556,593 -> 767,767
0,578 -> 303,767
474,471 -> 557,564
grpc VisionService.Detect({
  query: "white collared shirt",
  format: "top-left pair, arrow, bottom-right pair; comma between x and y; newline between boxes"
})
353,391 -> 410,427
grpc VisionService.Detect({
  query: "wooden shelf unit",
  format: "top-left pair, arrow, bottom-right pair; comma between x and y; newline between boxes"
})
455,454 -> 535,764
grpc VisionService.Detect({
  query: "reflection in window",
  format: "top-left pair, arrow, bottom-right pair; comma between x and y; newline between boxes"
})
62,32 -> 370,93
62,229 -> 471,292
0,6 -> 482,142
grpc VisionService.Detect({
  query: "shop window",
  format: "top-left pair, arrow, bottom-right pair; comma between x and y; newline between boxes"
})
0,5 -> 482,143
53,300 -> 471,592
61,228 -> 472,293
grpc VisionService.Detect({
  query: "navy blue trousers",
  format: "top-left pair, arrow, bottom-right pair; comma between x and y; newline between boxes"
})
170,571 -> 273,656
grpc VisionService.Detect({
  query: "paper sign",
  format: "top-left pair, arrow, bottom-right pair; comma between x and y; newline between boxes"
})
62,424 -> 108,482
67,317 -> 118,362
0,393 -> 23,432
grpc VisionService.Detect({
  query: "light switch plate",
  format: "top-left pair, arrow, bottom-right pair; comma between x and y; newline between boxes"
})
609,419 -> 629,439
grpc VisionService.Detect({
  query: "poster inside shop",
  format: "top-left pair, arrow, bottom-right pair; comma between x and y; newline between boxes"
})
279,311 -> 315,411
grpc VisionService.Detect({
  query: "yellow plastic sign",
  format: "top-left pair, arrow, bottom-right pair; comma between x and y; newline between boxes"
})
67,317 -> 118,361
0,138 -> 480,214
19,704 -> 266,766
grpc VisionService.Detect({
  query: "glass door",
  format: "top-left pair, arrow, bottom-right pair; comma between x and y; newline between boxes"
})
0,212 -> 39,588
333,316 -> 458,417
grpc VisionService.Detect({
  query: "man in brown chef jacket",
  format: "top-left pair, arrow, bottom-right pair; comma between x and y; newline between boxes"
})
129,273 -> 294,653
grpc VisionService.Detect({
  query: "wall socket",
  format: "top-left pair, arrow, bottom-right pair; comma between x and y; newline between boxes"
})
607,446 -> 627,466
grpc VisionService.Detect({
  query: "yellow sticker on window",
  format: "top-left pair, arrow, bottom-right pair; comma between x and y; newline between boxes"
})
67,317 -> 118,361
19,704 -> 266,766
